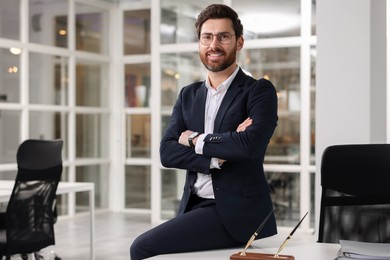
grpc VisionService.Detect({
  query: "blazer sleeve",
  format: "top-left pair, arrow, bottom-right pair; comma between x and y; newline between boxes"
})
160,87 -> 212,174
202,78 -> 278,161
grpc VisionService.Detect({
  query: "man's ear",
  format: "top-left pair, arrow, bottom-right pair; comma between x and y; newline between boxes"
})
237,36 -> 244,50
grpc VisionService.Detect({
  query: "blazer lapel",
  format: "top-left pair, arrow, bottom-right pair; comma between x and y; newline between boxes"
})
195,83 -> 207,132
214,70 -> 246,133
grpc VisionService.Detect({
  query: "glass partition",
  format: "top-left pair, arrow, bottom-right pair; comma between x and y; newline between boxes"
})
266,171 -> 300,226
161,168 -> 185,219
75,164 -> 109,212
0,171 -> 17,181
124,63 -> 151,107
0,0 -> 113,220
29,0 -> 69,47
160,0 -> 222,44
55,14 -> 68,48
0,0 -> 20,40
75,113 -> 108,159
126,114 -> 151,158
76,60 -> 108,107
0,110 -> 20,164
0,47 -> 20,103
29,52 -> 68,105
75,2 -> 108,54
125,165 -> 151,209
123,9 -> 151,55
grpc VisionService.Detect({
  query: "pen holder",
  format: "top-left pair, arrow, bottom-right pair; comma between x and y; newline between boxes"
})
230,252 -> 294,260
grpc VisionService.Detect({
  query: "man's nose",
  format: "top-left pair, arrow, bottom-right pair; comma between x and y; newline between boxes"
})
209,36 -> 221,47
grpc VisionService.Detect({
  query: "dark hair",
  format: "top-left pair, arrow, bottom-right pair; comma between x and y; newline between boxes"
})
195,4 -> 243,39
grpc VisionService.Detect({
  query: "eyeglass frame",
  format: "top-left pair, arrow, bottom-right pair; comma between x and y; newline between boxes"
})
199,32 -> 236,45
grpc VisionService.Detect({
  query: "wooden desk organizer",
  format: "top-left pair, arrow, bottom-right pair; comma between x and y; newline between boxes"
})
230,252 -> 294,260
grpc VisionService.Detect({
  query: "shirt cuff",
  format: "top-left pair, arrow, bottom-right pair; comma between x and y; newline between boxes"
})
194,133 -> 206,154
210,158 -> 221,169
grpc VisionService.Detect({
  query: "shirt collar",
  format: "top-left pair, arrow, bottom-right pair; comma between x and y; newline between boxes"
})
205,66 -> 240,92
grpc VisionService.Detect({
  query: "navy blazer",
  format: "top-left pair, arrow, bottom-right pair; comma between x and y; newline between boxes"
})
160,68 -> 278,243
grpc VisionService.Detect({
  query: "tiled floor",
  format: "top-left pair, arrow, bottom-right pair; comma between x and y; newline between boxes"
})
50,211 -> 153,260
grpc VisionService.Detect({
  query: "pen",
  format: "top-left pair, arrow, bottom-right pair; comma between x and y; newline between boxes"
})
273,211 -> 308,258
240,208 -> 275,256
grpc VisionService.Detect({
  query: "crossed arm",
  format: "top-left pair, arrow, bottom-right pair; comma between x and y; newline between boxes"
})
177,117 -> 253,167
178,117 -> 253,147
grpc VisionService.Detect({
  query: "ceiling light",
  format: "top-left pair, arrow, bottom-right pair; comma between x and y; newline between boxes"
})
9,47 -> 22,55
241,13 -> 300,34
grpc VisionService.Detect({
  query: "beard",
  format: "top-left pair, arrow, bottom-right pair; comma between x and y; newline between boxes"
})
199,46 -> 237,72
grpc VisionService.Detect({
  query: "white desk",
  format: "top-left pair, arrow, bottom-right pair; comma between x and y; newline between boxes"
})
0,180 -> 95,260
149,231 -> 341,260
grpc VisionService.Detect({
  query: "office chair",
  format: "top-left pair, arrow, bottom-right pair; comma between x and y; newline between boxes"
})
318,144 -> 390,243
0,139 -> 63,259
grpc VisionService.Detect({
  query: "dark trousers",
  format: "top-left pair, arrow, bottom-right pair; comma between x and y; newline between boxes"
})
130,195 -> 243,260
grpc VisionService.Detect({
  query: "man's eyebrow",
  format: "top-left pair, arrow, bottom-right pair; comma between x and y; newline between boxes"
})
201,31 -> 231,34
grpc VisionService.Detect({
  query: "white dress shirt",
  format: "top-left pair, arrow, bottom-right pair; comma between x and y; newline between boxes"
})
193,66 -> 240,199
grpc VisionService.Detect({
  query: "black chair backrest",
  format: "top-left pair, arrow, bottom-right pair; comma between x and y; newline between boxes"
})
321,144 -> 390,196
17,139 -> 63,170
318,144 -> 390,243
5,139 -> 63,255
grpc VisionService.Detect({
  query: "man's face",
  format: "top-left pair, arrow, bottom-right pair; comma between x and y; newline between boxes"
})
198,18 -> 243,72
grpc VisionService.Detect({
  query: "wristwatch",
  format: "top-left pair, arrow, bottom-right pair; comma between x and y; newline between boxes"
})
188,132 -> 201,147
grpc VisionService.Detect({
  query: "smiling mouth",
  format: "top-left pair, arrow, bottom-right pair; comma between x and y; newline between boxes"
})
207,52 -> 225,62
208,53 -> 224,57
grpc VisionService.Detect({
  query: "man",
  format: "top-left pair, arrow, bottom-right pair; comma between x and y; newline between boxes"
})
130,4 -> 278,259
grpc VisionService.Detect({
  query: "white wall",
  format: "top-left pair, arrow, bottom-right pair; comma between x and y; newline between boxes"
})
315,0 -> 386,233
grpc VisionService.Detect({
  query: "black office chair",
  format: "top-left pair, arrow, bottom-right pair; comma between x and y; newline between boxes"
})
318,144 -> 390,243
0,139 -> 63,259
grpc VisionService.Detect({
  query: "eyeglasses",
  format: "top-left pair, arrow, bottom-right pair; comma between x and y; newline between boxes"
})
199,32 -> 236,45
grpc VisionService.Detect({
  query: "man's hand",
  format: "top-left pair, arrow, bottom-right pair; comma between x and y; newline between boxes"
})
219,118 -> 253,166
179,130 -> 195,147
236,117 -> 252,132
